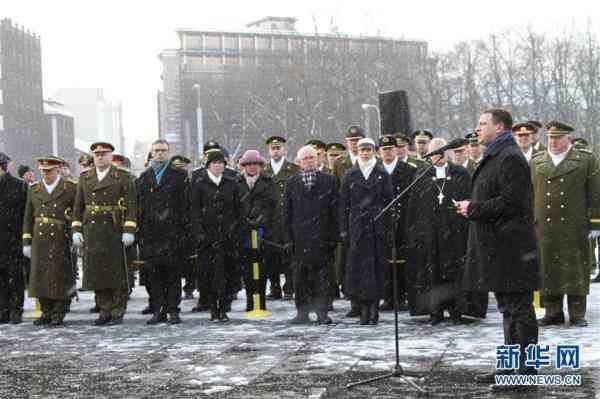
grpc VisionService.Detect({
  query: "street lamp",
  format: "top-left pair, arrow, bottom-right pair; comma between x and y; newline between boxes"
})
361,103 -> 381,138
193,84 -> 203,158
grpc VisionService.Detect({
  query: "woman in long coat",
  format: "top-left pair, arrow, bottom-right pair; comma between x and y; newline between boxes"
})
191,151 -> 244,322
340,138 -> 393,325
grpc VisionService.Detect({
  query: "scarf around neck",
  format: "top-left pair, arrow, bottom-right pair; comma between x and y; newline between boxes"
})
357,157 -> 377,180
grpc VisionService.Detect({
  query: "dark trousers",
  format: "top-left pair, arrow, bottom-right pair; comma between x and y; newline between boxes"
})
242,248 -> 266,310
95,289 -> 128,318
265,247 -> 293,296
0,262 -> 25,315
39,297 -> 69,320
182,256 -> 197,295
294,260 -> 330,313
148,259 -> 182,314
494,291 -> 538,373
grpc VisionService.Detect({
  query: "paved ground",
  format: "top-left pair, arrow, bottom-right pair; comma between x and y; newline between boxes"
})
0,281 -> 598,398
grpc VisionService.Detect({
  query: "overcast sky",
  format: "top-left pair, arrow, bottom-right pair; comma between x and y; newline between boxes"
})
3,0 -> 600,152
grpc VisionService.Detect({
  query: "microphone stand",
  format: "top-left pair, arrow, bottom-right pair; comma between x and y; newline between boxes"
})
347,159 -> 437,395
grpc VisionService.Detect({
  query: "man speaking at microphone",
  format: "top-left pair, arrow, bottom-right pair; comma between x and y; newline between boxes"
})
455,109 -> 540,393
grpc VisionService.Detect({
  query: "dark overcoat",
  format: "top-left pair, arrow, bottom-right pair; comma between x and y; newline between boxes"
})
463,136 -> 540,293
191,173 -> 244,296
239,174 -> 277,240
340,164 -> 393,301
405,163 -> 487,317
0,173 -> 27,263
136,164 -> 190,262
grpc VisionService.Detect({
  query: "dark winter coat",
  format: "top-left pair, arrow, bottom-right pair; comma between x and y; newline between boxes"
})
0,173 -> 27,263
22,178 -> 77,299
385,159 -> 417,259
191,173 -> 245,295
463,135 -> 540,293
136,164 -> 190,262
239,174 -> 277,240
283,171 -> 339,265
340,164 -> 393,301
263,160 -> 299,244
405,163 -> 487,317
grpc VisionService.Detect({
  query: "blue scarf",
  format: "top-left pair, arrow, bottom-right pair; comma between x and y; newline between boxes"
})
150,160 -> 170,184
483,130 -> 515,159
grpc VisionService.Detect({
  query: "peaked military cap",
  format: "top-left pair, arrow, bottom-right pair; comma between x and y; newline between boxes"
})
306,139 -> 327,150
394,133 -> 411,146
203,140 -> 221,154
78,154 -> 94,167
90,142 -> 115,153
512,122 -> 536,135
36,156 -> 63,170
378,135 -> 396,149
326,142 -> 346,154
171,155 -> 191,167
346,125 -> 365,139
0,152 -> 11,164
526,120 -> 543,130
465,132 -> 479,145
412,129 -> 433,143
545,121 -> 574,136
266,136 -> 287,147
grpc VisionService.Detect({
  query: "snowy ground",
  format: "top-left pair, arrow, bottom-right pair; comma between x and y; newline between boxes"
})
0,278 -> 598,398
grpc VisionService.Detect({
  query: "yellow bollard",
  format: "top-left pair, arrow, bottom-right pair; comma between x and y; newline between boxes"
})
533,290 -> 543,311
245,229 -> 272,318
24,299 -> 42,320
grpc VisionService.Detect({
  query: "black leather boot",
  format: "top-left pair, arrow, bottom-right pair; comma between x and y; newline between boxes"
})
210,302 -> 218,321
346,300 -> 361,317
359,303 -> 370,325
368,301 -> 379,325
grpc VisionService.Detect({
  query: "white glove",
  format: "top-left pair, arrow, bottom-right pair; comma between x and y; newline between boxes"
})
122,233 -> 135,247
588,230 -> 600,240
73,232 -> 84,247
23,246 -> 31,259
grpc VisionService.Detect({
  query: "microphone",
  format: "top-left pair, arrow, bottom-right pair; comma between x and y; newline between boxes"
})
422,138 -> 466,158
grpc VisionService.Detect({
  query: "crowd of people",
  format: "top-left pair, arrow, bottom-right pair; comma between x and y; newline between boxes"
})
0,108 -> 598,341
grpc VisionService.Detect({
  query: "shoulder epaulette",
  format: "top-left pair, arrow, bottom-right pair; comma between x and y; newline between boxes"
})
407,162 -> 418,168
532,151 -> 545,159
576,147 -> 593,155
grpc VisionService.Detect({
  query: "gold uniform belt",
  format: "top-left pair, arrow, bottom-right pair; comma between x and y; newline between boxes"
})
35,217 -> 66,225
85,205 -> 120,212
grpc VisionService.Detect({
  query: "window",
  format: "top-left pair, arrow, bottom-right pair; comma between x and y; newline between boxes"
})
0,115 -> 3,131
241,36 -> 254,52
289,38 -> 303,53
204,35 -> 221,51
273,37 -> 287,52
184,35 -> 203,50
224,56 -> 239,65
205,55 -> 222,65
223,35 -> 238,52
256,36 -> 270,51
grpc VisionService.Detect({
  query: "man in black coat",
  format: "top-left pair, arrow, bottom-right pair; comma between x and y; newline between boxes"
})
340,138 -> 393,325
283,146 -> 338,324
457,109 -> 540,393
0,152 -> 28,324
137,140 -> 190,325
191,150 -> 244,322
238,150 -> 277,312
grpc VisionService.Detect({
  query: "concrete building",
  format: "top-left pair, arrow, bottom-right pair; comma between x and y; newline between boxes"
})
54,88 -> 125,154
0,18 -> 48,167
44,99 -> 75,168
158,16 -> 428,161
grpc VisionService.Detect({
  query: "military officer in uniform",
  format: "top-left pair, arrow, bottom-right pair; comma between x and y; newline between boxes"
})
72,142 -> 137,326
527,120 -> 546,152
452,138 -> 477,175
22,156 -> 77,326
262,136 -> 299,300
326,143 -> 345,170
512,122 -> 540,163
466,132 -> 483,165
531,121 -> 600,327
306,139 -> 331,173
78,154 -> 94,175
412,129 -> 434,160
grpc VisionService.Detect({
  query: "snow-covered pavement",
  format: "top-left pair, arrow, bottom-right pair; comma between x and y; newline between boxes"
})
0,283 -> 598,398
